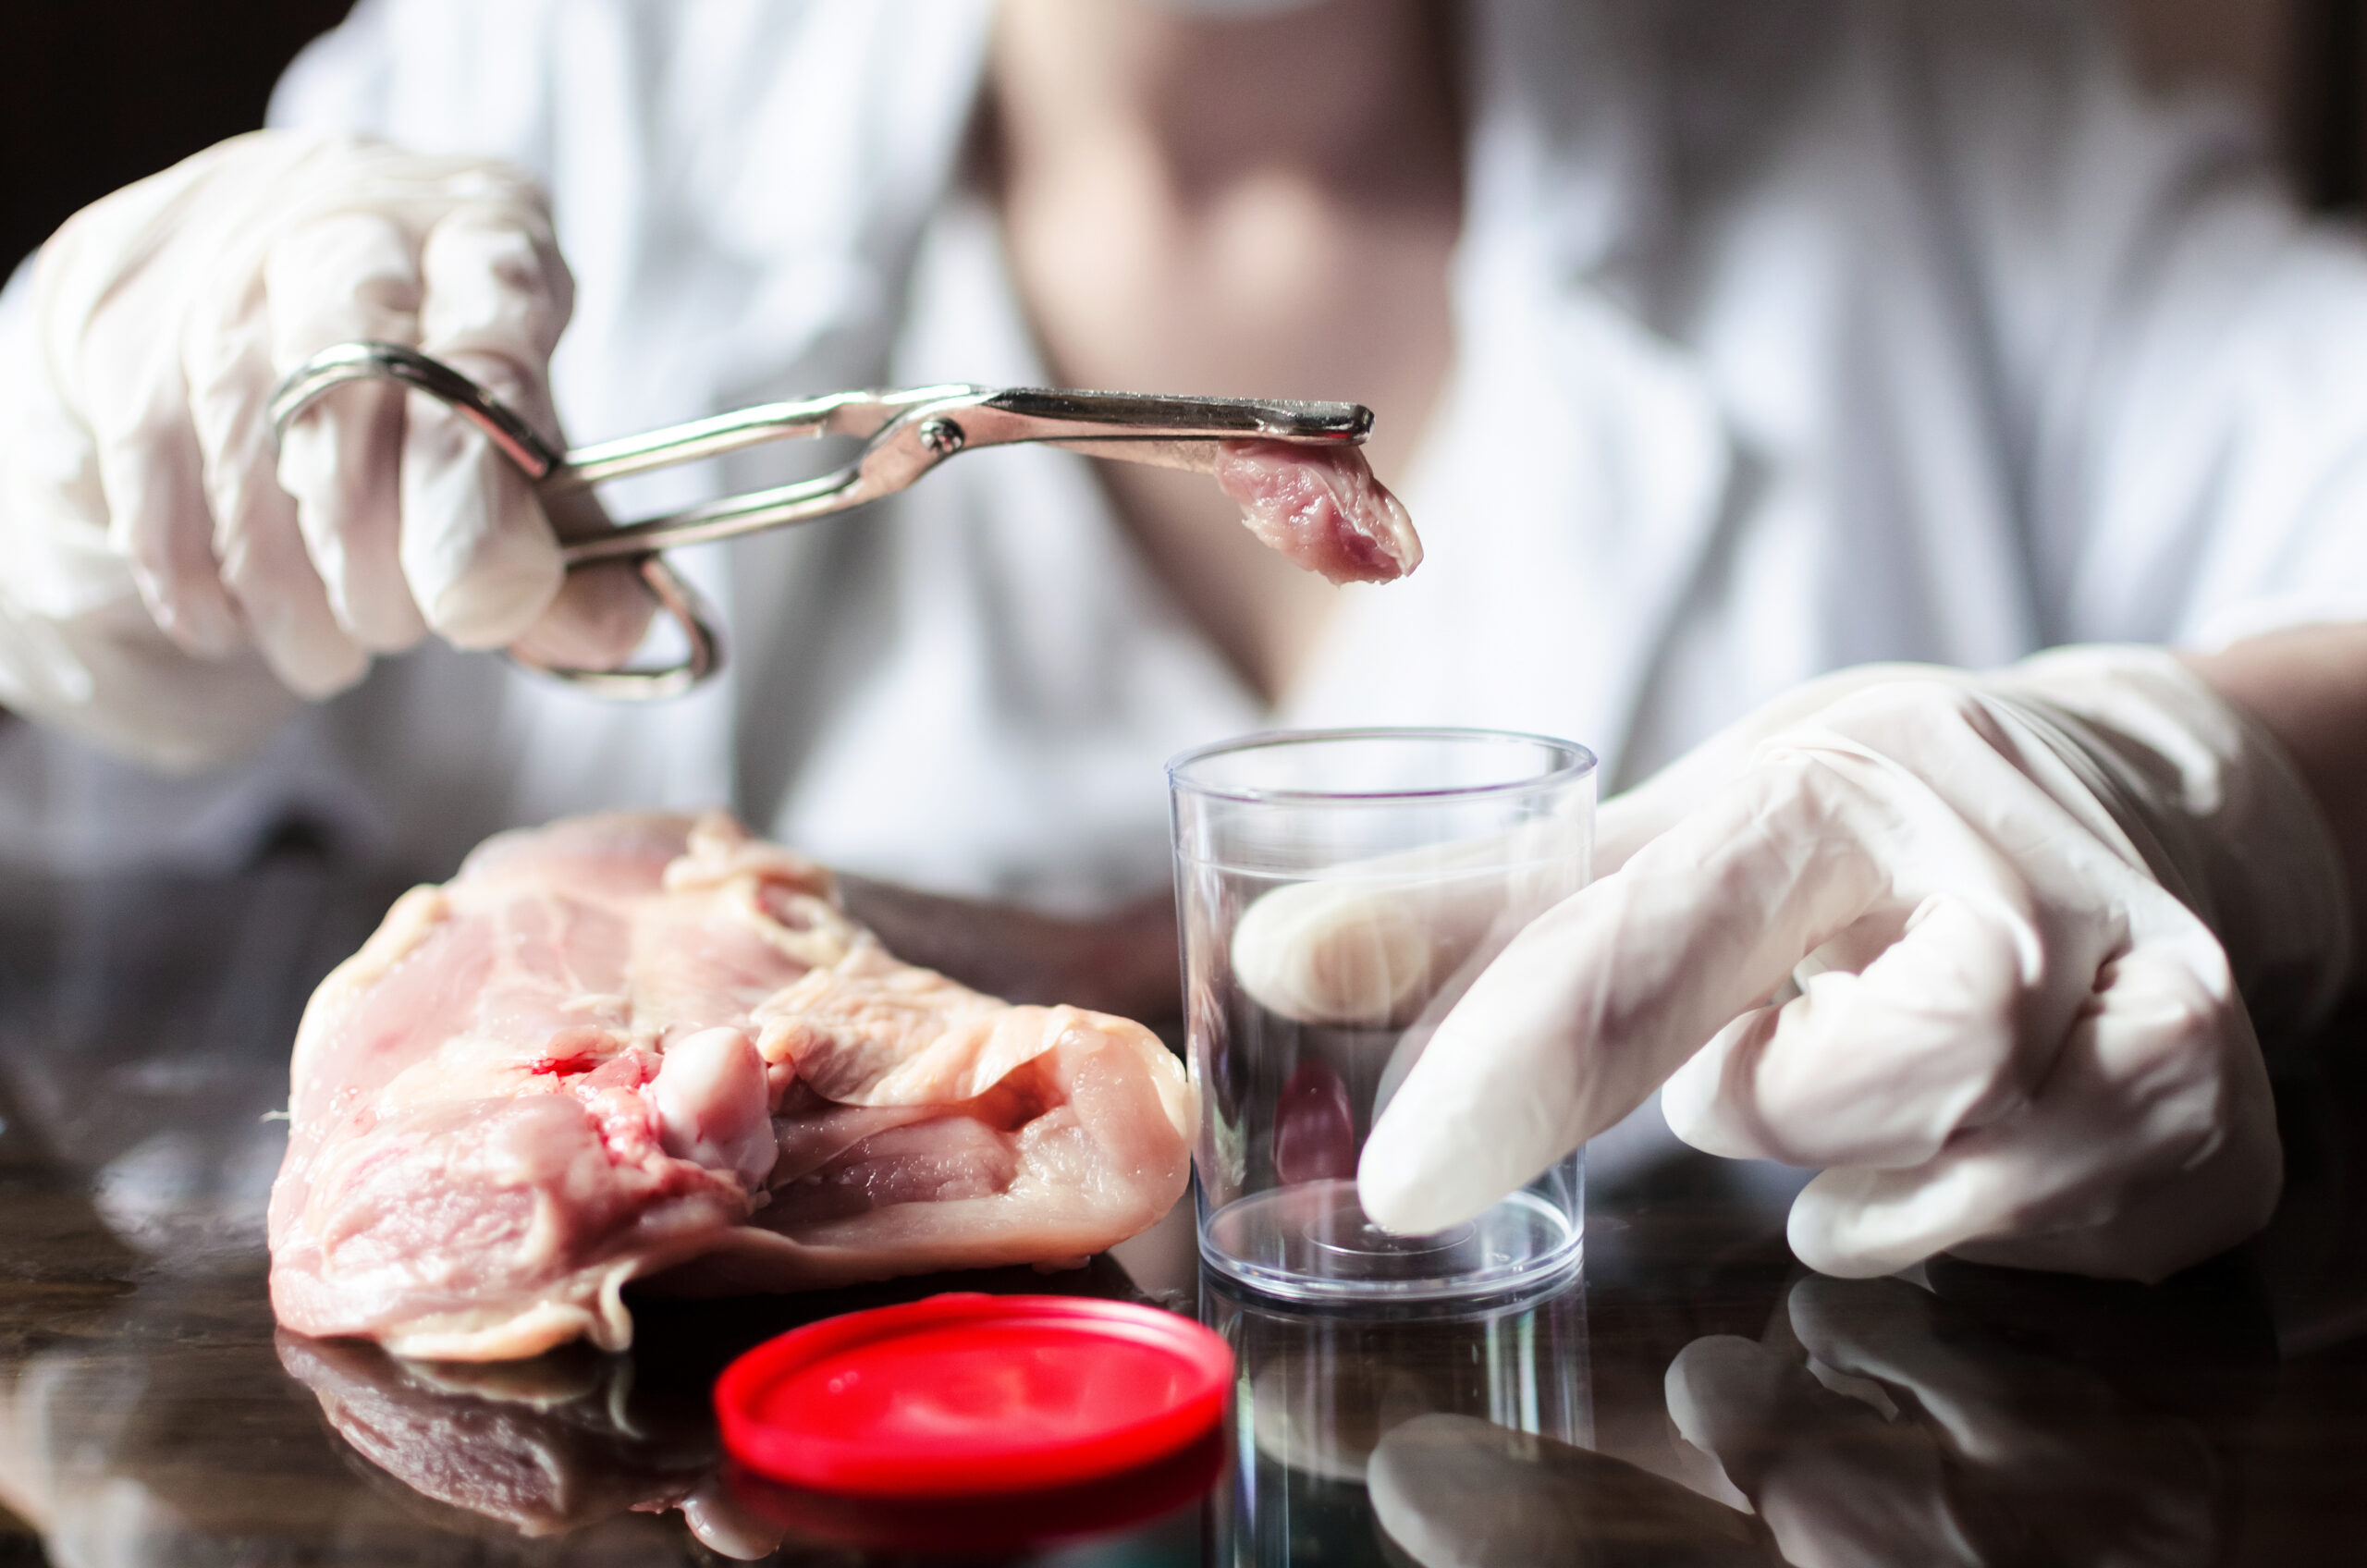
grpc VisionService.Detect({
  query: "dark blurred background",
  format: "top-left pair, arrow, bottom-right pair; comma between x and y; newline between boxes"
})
3,0 -> 2366,277
2,1 -> 358,274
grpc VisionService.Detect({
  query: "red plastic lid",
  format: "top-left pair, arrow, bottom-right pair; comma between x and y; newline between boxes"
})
715,1294 -> 1234,1500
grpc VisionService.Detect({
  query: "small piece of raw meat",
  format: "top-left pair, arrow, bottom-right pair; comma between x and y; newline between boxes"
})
1215,440 -> 1424,583
267,812 -> 1194,1361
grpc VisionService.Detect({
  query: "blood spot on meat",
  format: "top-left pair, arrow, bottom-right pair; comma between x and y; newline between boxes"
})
527,1026 -> 615,1077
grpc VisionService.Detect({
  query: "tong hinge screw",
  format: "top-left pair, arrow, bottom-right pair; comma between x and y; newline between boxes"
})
918,418 -> 965,457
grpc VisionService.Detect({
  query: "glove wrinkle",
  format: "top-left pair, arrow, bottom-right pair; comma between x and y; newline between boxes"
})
80,277 -> 234,656
401,205 -> 572,650
1995,646 -> 2351,1031
264,204 -> 432,653
103,386 -> 237,657
398,391 -> 563,649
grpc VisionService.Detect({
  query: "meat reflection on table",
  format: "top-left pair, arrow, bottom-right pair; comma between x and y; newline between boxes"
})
274,1253 -> 1175,1560
275,1336 -> 711,1538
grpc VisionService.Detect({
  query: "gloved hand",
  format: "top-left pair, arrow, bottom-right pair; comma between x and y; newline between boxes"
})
1332,646 -> 2349,1280
0,129 -> 651,771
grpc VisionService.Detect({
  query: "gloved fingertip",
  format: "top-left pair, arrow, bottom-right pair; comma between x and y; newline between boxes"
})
1660,1012 -> 1796,1162
275,391 -> 429,653
1356,1111 -> 1480,1237
422,536 -> 565,650
137,570 -> 246,659
1233,889 -> 1432,1028
399,406 -> 565,649
507,560 -> 656,670
253,621 -> 371,702
337,594 -> 431,656
1659,1048 -> 1728,1152
100,448 -> 249,658
1785,1172 -> 1930,1280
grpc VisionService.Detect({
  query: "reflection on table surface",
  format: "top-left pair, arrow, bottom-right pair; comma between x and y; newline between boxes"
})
6,858 -> 2367,1564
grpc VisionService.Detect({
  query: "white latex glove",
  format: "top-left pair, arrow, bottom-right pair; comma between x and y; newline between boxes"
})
0,130 -> 650,770
1332,647 -> 2349,1281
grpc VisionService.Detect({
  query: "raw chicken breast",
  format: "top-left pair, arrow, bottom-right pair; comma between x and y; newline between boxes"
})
1216,440 -> 1423,583
267,813 -> 1194,1361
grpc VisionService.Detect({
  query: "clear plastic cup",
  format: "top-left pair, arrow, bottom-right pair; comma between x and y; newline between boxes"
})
1168,729 -> 1595,1305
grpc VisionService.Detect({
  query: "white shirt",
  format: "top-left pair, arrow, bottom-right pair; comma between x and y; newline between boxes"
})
6,0 -> 2367,910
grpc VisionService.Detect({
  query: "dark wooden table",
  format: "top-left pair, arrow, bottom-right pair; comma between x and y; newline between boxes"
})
4,857 -> 2365,1565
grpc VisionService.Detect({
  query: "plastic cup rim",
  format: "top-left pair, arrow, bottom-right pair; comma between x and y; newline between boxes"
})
1165,726 -> 1598,807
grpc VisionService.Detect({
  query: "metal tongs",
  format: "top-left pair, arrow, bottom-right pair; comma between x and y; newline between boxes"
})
269,342 -> 1372,698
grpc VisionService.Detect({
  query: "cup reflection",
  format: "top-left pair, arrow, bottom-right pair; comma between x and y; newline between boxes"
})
1200,1268 -> 1593,1563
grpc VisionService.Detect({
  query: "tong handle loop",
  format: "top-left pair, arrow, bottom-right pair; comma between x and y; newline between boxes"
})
509,554 -> 719,699
268,341 -> 721,699
269,341 -> 565,479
